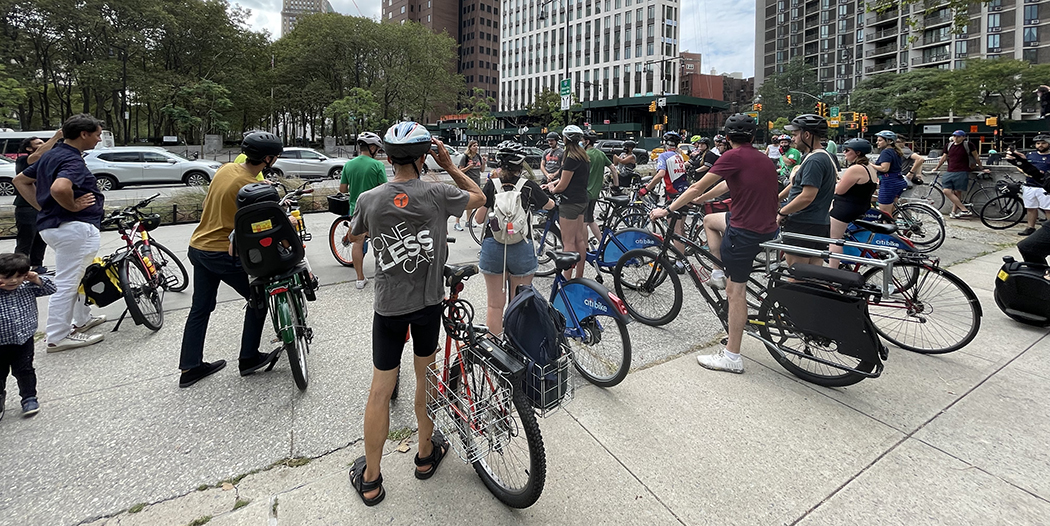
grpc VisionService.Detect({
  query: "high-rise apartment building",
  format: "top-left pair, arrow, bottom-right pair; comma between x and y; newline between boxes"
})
281,0 -> 335,36
498,0 -> 684,112
383,0 -> 502,101
755,0 -> 1050,115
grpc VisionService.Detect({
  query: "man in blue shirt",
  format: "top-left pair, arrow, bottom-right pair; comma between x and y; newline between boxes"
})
13,114 -> 107,353
1018,135 -> 1050,236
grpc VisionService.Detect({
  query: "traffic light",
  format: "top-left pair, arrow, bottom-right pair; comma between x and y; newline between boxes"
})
840,111 -> 855,122
663,115 -> 668,124
754,103 -> 763,111
649,100 -> 657,112
985,116 -> 998,127
787,95 -> 793,105
860,113 -> 869,127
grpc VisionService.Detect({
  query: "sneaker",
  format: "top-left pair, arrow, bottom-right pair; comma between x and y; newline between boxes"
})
913,177 -> 924,185
708,269 -> 727,290
697,349 -> 744,374
21,397 -> 39,417
356,279 -> 368,290
179,360 -> 227,388
73,315 -> 107,333
674,261 -> 687,275
1018,227 -> 1037,236
33,266 -> 51,275
453,223 -> 464,231
47,332 -> 104,353
958,210 -> 973,218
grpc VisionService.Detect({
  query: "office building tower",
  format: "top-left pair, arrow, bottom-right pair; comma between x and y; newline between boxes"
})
282,0 -> 335,36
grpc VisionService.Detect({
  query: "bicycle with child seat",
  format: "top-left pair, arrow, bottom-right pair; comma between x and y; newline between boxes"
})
900,170 -> 997,214
427,263 -> 548,508
99,193 -> 190,331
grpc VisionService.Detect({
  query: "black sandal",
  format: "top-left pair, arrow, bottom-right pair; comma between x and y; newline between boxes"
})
348,455 -> 385,506
414,430 -> 450,480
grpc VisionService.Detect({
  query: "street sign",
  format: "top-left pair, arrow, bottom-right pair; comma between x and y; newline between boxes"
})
657,97 -> 667,108
830,107 -> 840,118
746,112 -> 759,119
828,118 -> 840,128
560,94 -> 571,111
560,78 -> 571,96
923,124 -> 942,134
603,119 -> 611,124
822,91 -> 839,97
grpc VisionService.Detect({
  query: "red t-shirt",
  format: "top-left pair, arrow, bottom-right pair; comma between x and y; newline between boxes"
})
945,140 -> 977,172
709,143 -> 779,234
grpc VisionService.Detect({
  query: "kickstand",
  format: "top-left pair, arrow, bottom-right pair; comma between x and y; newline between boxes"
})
112,308 -> 130,332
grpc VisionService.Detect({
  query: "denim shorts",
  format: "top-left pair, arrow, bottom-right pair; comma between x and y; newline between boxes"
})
479,237 -> 538,277
942,171 -> 970,191
877,175 -> 908,205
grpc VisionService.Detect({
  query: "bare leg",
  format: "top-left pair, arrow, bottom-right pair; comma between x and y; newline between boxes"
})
1027,208 -> 1039,229
483,272 -> 508,336
413,352 -> 437,472
362,366 -> 399,499
704,212 -> 727,265
350,232 -> 367,281
944,187 -> 966,214
828,217 -> 848,269
725,281 -> 747,354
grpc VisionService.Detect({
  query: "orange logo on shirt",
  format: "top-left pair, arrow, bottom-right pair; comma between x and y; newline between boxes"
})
393,193 -> 409,208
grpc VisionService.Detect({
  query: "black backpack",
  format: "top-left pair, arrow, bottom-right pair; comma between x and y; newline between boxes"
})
503,285 -> 569,409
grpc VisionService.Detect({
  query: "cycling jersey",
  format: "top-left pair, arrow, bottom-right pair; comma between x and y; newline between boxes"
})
1026,151 -> 1050,186
655,150 -> 688,195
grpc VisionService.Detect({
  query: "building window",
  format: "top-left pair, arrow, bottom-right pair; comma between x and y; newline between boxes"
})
1025,27 -> 1039,44
988,13 -> 1000,30
1025,5 -> 1039,24
987,33 -> 1000,50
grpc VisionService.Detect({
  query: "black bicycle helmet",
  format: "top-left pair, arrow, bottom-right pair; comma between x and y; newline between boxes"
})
723,113 -> 757,136
383,121 -> 432,164
842,138 -> 873,156
583,129 -> 599,141
496,141 -> 528,167
697,137 -> 713,147
241,132 -> 283,162
784,113 -> 829,136
623,139 -> 637,150
236,182 -> 280,208
1034,134 -> 1050,143
662,131 -> 681,146
546,131 -> 560,141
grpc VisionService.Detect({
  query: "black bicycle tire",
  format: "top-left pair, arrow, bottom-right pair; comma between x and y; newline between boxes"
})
467,208 -> 485,246
328,216 -> 354,267
903,181 -> 946,211
612,248 -> 682,326
862,262 -> 981,354
533,222 -> 563,278
472,385 -> 546,508
966,186 -> 996,212
118,256 -> 164,331
287,293 -> 310,391
571,312 -> 632,387
980,195 -> 1025,230
147,241 -> 189,292
758,294 -> 873,387
894,203 -> 945,253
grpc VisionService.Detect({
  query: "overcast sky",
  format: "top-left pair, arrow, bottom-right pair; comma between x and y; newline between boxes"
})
235,0 -> 755,77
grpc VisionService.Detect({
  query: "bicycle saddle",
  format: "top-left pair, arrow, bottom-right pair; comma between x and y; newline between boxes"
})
604,194 -> 632,208
547,251 -> 581,272
444,263 -> 478,288
789,263 -> 866,291
854,220 -> 896,235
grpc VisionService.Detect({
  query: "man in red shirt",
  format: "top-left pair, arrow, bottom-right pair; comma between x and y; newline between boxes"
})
931,130 -> 990,218
651,114 -> 779,374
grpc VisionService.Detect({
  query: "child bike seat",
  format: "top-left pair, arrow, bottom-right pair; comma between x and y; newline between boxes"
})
789,263 -> 866,291
234,202 -> 305,279
854,220 -> 897,235
547,251 -> 581,272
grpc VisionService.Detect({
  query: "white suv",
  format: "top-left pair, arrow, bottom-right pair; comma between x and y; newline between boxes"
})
270,147 -> 352,180
84,147 -> 220,191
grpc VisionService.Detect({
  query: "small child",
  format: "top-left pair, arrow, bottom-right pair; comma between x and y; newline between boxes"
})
0,253 -> 56,421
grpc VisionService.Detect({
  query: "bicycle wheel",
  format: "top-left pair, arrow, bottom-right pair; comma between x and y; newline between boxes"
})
556,280 -> 632,387
275,290 -> 309,390
980,195 -> 1025,230
613,248 -> 682,326
533,222 -> 563,278
328,216 -> 355,267
118,257 -> 164,331
467,208 -> 485,245
758,293 -> 873,387
894,202 -> 945,253
902,181 -> 946,211
862,262 -> 981,354
468,371 -> 545,508
966,185 -> 996,212
147,241 -> 189,292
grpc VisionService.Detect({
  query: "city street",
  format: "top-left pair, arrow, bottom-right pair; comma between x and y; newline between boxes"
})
0,210 -> 1047,525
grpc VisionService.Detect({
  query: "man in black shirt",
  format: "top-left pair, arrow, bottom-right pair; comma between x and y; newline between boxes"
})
12,132 -> 61,274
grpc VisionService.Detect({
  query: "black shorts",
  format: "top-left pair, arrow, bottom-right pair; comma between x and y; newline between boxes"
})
830,197 -> 871,224
721,222 -> 777,283
559,200 -> 587,220
781,219 -> 831,251
372,303 -> 443,371
584,199 -> 598,223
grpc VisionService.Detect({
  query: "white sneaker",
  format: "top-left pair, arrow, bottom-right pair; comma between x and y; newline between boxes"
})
73,315 -> 107,333
708,269 -> 727,290
47,332 -> 104,353
453,223 -> 464,231
356,279 -> 368,290
696,348 -> 744,374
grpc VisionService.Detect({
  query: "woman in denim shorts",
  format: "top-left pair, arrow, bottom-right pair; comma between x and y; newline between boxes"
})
472,142 -> 554,335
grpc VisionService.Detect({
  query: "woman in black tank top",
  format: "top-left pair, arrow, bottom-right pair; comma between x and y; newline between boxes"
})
829,138 -> 878,268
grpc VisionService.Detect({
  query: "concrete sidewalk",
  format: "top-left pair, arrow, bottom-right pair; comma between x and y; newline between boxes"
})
0,220 -> 1048,525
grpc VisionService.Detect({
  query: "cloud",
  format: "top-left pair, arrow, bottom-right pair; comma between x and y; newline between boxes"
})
234,0 -> 755,77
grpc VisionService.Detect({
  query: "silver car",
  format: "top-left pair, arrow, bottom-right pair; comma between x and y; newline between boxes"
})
270,147 -> 352,180
84,147 -> 220,191
0,156 -> 16,196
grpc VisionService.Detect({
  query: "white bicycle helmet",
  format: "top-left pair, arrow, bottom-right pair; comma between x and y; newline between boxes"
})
357,131 -> 383,149
562,125 -> 584,142
383,121 -> 432,163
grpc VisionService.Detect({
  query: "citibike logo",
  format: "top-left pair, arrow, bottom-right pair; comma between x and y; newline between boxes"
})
873,237 -> 901,248
583,298 -> 609,313
633,238 -> 657,246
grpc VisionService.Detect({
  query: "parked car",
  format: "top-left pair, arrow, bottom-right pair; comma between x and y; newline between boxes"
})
485,146 -> 546,171
594,140 -> 649,163
423,144 -> 466,172
270,147 -> 352,180
84,147 -> 221,191
0,156 -> 16,196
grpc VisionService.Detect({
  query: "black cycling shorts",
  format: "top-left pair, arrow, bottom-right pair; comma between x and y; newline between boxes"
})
372,303 -> 443,371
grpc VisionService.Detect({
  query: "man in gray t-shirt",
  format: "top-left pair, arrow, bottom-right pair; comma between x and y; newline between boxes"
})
780,114 -> 837,267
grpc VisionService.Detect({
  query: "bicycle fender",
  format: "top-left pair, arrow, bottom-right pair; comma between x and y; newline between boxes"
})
552,278 -> 631,326
273,293 -> 295,345
600,228 -> 662,266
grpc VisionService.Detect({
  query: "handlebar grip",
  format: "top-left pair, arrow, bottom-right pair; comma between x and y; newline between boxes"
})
300,188 -> 314,195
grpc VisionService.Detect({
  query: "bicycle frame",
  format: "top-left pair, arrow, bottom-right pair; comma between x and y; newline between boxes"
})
546,272 -> 630,341
266,270 -> 310,347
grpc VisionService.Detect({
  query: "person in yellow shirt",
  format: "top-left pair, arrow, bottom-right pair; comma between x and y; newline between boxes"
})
178,132 -> 285,388
233,152 -> 268,181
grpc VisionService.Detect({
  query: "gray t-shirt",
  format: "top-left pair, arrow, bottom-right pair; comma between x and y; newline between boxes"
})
786,150 -> 837,225
351,178 -> 470,316
543,147 -> 564,176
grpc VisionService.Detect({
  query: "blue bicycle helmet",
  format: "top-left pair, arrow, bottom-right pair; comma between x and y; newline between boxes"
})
842,138 -> 873,156
875,130 -> 897,141
383,121 -> 432,164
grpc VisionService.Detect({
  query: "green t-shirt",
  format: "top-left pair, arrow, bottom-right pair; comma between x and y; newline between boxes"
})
825,140 -> 838,155
778,148 -> 802,178
340,155 -> 388,215
586,147 -> 612,200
